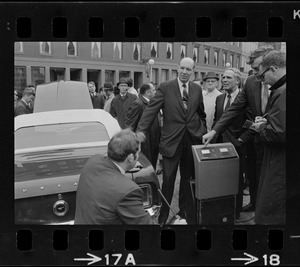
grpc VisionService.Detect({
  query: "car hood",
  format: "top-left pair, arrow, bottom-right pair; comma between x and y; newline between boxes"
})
33,80 -> 93,112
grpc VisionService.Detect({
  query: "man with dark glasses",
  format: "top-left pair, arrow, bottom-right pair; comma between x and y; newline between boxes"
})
249,51 -> 286,224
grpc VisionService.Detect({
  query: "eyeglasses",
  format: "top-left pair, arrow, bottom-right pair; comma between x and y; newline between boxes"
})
259,67 -> 271,80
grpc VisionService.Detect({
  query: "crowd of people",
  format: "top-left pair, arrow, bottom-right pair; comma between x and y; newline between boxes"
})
14,47 -> 286,226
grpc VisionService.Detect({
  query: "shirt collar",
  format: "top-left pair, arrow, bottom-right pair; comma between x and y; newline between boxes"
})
111,161 -> 126,174
177,78 -> 189,89
227,88 -> 239,99
142,95 -> 150,102
269,74 -> 286,91
21,99 -> 30,106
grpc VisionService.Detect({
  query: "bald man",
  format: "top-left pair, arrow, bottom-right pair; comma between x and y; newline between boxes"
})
137,57 -> 207,224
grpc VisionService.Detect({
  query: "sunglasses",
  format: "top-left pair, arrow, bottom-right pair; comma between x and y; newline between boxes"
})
259,67 -> 271,80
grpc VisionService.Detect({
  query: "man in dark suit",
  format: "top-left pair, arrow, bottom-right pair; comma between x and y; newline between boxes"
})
14,87 -> 35,116
74,129 -> 153,225
125,83 -> 161,170
203,46 -> 274,213
88,81 -> 105,109
212,68 -> 247,219
137,57 -> 207,224
110,78 -> 137,129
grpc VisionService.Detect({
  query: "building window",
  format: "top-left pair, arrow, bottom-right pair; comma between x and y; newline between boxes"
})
204,48 -> 209,64
70,68 -> 82,81
14,66 -> 27,92
193,47 -> 199,63
50,68 -> 65,82
113,42 -> 122,60
91,42 -> 101,58
133,43 -> 141,61
166,43 -> 173,60
40,42 -> 51,55
151,42 -> 158,58
31,67 -> 45,86
180,44 -> 187,59
171,70 -> 177,79
14,42 -> 23,53
105,70 -> 115,83
223,53 -> 227,67
214,51 -> 219,65
67,42 -> 77,56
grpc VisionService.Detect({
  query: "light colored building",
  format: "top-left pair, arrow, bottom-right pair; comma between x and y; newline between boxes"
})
15,42 -> 257,93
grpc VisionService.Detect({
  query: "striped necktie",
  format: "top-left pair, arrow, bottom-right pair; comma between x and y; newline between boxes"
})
182,83 -> 188,111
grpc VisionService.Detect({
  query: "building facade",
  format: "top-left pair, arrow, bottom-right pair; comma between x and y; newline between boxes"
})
15,42 -> 273,93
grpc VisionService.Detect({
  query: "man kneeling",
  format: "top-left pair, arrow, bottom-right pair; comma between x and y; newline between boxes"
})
74,129 -> 154,225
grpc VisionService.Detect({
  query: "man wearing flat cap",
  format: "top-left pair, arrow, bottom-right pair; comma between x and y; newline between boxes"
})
110,78 -> 137,129
103,82 -> 115,113
202,72 -> 222,132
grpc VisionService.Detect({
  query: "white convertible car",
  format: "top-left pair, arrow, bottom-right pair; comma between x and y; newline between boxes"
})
14,81 -> 161,224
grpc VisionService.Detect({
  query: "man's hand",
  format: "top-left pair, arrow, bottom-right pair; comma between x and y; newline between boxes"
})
249,121 -> 266,133
202,130 -> 217,147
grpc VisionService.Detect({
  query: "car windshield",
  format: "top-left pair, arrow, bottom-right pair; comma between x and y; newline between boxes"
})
15,122 -> 109,150
15,122 -> 109,182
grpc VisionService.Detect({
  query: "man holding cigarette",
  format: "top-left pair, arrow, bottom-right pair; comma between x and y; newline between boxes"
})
249,51 -> 286,224
202,46 -> 274,213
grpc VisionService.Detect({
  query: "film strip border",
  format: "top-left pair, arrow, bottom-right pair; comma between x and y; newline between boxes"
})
1,1 -> 300,266
1,226 -> 290,265
1,2 -> 296,41
15,16 -> 284,39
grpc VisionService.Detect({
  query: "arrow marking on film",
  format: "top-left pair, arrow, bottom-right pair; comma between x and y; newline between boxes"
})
74,253 -> 102,265
231,252 -> 259,265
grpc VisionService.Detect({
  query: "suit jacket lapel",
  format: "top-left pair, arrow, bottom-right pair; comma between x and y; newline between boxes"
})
187,81 -> 193,113
218,94 -> 226,119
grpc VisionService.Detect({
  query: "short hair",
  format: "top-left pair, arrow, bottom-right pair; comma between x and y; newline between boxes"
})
88,81 -> 95,86
139,83 -> 151,95
261,51 -> 286,69
224,67 -> 242,84
108,129 -> 145,163
247,46 -> 274,65
22,87 -> 35,97
179,57 -> 195,69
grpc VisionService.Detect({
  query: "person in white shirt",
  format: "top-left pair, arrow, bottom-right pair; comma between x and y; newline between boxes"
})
202,72 -> 222,132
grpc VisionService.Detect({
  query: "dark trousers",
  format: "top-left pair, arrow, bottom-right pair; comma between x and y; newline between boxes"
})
245,138 -> 264,207
159,131 -> 196,224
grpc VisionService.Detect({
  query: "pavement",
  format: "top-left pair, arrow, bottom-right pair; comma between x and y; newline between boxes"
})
156,168 -> 255,225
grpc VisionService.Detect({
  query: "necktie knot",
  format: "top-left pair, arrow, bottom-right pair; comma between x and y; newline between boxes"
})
224,93 -> 231,111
